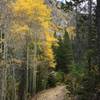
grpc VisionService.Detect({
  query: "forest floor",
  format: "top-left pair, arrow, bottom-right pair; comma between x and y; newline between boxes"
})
32,85 -> 72,100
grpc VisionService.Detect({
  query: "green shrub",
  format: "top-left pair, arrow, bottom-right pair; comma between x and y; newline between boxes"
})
55,71 -> 64,83
47,71 -> 57,87
47,71 -> 64,87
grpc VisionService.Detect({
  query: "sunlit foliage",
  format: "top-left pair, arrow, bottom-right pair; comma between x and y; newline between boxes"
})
8,0 -> 55,67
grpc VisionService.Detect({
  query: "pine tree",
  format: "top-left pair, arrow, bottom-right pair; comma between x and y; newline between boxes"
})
54,30 -> 73,73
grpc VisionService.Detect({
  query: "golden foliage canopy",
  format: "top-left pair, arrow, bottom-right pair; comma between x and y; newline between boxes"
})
8,0 -> 55,67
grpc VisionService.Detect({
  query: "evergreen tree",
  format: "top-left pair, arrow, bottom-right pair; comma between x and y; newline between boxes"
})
54,30 -> 73,73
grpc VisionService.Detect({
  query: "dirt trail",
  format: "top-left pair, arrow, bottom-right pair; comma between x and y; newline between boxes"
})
32,85 -> 72,100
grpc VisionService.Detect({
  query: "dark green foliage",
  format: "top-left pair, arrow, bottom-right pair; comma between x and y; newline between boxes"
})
47,71 -> 64,87
55,71 -> 64,83
96,0 -> 100,68
47,71 -> 57,87
76,71 -> 99,100
69,64 -> 86,79
54,31 -> 73,73
65,64 -> 86,95
61,2 -> 73,12
61,0 -> 85,12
